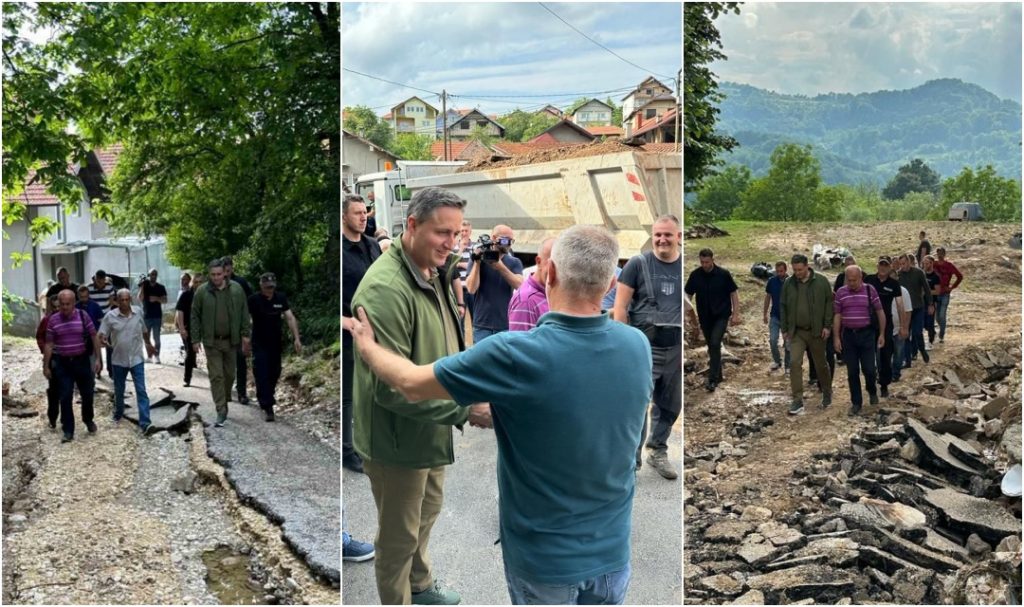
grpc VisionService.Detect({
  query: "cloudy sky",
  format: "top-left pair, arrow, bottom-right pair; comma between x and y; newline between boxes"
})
342,2 -> 681,117
712,2 -> 1022,102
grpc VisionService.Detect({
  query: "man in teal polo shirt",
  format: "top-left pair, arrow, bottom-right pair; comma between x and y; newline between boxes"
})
347,225 -> 653,605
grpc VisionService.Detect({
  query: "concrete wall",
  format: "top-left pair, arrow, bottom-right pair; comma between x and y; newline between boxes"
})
343,134 -> 396,185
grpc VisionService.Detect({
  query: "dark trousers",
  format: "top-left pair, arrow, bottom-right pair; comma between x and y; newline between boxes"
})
701,315 -> 729,382
55,354 -> 95,437
842,328 -> 877,408
903,308 -> 926,365
876,329 -> 894,388
925,309 -> 936,343
637,344 -> 682,464
46,358 -> 60,426
342,343 -> 355,457
235,347 -> 248,399
183,334 -> 197,384
809,338 -> 836,388
253,345 -> 282,411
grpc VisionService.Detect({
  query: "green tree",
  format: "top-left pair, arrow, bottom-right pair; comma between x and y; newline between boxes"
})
939,165 -> 1022,222
499,109 -> 558,142
468,124 -> 495,147
3,2 -> 340,344
683,2 -> 740,190
693,164 -> 750,220
735,143 -> 840,221
344,105 -> 395,151
882,158 -> 941,200
565,97 -> 589,115
606,97 -> 622,127
391,133 -> 433,161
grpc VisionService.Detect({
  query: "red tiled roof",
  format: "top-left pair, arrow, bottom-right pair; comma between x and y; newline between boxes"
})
92,144 -> 124,175
639,143 -> 679,153
632,108 -> 677,137
430,140 -> 479,160
586,126 -> 624,136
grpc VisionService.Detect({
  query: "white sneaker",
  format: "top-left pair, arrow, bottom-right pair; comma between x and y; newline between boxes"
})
769,362 -> 782,371
924,342 -> 931,351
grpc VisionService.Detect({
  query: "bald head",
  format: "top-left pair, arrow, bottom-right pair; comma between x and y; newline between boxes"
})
845,265 -> 864,290
534,237 -> 556,284
57,289 -> 76,316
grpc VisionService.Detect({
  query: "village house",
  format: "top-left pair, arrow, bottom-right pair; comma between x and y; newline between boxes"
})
569,98 -> 614,127
3,145 -> 183,335
445,108 -> 506,141
528,119 -> 596,145
629,107 -> 678,145
621,76 -> 673,127
384,96 -> 438,136
342,129 -> 399,189
538,104 -> 564,120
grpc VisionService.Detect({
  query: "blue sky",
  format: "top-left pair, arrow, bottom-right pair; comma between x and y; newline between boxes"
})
712,2 -> 1022,102
342,2 -> 681,117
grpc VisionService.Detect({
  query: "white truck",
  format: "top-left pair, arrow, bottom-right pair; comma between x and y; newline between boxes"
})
404,148 -> 682,261
353,160 -> 466,237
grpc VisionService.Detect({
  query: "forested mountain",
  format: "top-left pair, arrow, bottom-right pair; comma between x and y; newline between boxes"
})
717,79 -> 1022,184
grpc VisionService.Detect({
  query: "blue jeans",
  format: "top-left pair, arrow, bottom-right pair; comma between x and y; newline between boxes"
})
935,293 -> 950,339
768,316 -> 790,368
891,335 -> 905,380
472,326 -> 503,343
903,308 -> 925,366
504,562 -> 631,605
112,363 -> 151,429
144,318 -> 162,356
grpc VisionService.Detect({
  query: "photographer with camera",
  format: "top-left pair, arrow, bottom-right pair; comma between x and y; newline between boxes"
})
466,224 -> 524,343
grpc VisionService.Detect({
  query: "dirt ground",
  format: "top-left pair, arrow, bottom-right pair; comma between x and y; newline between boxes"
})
682,221 -> 1022,594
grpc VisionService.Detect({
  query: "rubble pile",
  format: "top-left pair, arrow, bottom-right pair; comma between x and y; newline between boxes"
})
686,224 -> 730,239
811,244 -> 853,270
685,342 -> 1023,605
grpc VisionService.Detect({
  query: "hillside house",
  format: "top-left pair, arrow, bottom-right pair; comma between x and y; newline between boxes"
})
446,109 -> 506,141
385,96 -> 438,135
343,129 -> 399,187
629,107 -> 678,145
528,119 -> 596,145
625,93 -> 677,137
570,99 -> 614,127
538,105 -> 564,119
621,76 -> 673,125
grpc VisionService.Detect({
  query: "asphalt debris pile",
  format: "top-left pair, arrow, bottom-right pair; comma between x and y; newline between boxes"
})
811,244 -> 853,271
686,224 -> 730,240
685,343 -> 1022,605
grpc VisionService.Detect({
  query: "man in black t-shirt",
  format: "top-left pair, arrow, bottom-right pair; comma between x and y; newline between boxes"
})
341,194 -> 382,473
45,267 -> 78,301
684,248 -> 739,393
917,231 -> 932,269
864,257 -> 907,398
248,273 -> 301,422
222,255 -> 254,405
138,268 -> 168,363
175,275 -> 201,387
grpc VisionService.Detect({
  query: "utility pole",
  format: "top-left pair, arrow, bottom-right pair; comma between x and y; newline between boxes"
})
675,69 -> 682,153
442,89 -> 449,161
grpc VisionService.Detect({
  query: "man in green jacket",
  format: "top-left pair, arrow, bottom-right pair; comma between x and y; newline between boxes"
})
780,254 -> 834,415
191,258 -> 250,427
348,186 -> 490,605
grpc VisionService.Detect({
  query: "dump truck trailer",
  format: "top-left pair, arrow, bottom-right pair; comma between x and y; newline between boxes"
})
404,149 -> 682,260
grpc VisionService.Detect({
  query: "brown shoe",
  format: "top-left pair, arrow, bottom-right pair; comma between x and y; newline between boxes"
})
646,452 -> 678,480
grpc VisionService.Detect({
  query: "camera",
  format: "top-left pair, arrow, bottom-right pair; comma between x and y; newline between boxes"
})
471,234 -> 511,263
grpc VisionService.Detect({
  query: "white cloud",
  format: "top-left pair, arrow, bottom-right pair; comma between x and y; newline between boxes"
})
712,2 -> 1022,102
342,2 -> 681,115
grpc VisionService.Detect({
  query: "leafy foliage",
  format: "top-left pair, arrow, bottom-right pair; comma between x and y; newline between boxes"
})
683,2 -> 740,191
391,133 -> 434,161
882,158 -> 941,200
468,124 -> 496,146
344,104 -> 395,151
939,165 -> 1022,222
692,165 -> 750,220
735,144 -> 841,221
499,109 -> 559,142
3,2 -> 340,344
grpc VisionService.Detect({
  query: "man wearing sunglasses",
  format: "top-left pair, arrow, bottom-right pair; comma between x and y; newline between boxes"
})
466,224 -> 524,343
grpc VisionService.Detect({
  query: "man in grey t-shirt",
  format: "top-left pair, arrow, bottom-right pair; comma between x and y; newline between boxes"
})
613,215 -> 682,480
99,289 -> 158,433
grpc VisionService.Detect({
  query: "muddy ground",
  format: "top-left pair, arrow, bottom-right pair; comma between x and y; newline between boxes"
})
2,333 -> 340,605
682,221 -> 1022,604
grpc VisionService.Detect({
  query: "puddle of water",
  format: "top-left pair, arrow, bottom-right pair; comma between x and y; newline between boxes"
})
202,545 -> 266,605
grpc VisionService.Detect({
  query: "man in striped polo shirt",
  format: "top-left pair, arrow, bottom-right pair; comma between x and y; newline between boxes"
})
508,238 -> 554,332
832,266 -> 886,417
43,290 -> 104,442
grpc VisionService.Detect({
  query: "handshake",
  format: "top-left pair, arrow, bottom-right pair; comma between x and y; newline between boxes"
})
468,403 -> 493,429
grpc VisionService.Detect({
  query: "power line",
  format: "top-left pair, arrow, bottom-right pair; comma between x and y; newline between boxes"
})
343,67 -> 441,96
537,3 -> 675,83
453,86 -> 635,99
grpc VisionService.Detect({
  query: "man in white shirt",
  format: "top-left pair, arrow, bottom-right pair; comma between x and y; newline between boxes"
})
99,289 -> 158,433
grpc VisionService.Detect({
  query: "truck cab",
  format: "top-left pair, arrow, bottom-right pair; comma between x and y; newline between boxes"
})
353,161 -> 466,237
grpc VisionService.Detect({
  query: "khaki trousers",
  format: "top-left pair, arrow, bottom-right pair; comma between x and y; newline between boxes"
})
364,459 -> 446,605
790,328 -> 832,402
205,338 -> 235,418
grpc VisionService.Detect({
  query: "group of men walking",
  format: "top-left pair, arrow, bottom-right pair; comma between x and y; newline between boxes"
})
36,257 -> 302,442
342,185 -> 682,605
686,229 -> 965,417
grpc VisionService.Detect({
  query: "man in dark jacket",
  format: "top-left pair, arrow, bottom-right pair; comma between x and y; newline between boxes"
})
684,248 -> 739,392
780,254 -> 834,415
897,253 -> 933,368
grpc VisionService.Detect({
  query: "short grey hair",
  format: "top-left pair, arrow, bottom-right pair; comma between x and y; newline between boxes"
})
407,187 -> 466,223
115,288 -> 132,300
550,225 -> 619,299
208,258 -> 225,270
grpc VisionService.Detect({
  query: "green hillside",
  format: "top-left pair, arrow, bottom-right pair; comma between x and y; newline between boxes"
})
717,79 -> 1022,184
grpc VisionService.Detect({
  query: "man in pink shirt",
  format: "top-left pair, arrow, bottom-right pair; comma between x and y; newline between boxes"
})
508,238 -> 555,332
43,290 -> 104,442
931,246 -> 963,343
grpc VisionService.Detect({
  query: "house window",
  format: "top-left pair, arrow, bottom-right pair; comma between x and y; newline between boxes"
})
476,121 -> 487,128
461,121 -> 470,130
644,88 -> 652,94
645,108 -> 657,119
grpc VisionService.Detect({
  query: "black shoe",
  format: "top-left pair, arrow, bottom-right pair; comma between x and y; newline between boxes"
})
820,393 -> 832,409
264,410 -> 276,422
239,396 -> 250,405
183,382 -> 191,388
869,394 -> 879,406
922,351 -> 930,363
848,405 -> 861,417
61,433 -> 73,443
705,378 -> 716,392
49,421 -> 57,430
343,453 -> 365,474
880,385 -> 889,398
86,421 -> 97,434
